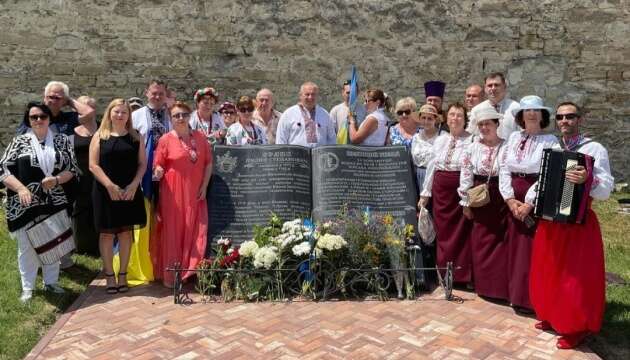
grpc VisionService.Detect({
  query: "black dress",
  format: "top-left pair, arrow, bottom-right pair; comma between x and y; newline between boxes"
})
72,133 -> 99,255
92,134 -> 146,233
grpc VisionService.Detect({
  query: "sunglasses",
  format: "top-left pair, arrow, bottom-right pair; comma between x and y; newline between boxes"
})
221,111 -> 236,115
238,107 -> 254,113
364,99 -> 375,104
45,95 -> 64,101
29,114 -> 49,121
396,109 -> 412,116
172,112 -> 191,120
555,113 -> 578,121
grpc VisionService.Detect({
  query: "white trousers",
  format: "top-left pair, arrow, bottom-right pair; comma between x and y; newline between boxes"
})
11,228 -> 60,291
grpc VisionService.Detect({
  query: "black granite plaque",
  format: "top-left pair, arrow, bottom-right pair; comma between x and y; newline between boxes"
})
208,145 -> 312,246
311,145 -> 418,226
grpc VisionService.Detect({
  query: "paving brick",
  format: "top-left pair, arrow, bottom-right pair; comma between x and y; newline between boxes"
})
25,281 -> 599,359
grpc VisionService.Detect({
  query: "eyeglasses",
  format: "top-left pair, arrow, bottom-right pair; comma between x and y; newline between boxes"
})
172,112 -> 191,120
238,107 -> 254,113
29,114 -> 49,121
555,113 -> 579,121
45,95 -> 64,101
221,111 -> 235,115
396,109 -> 412,116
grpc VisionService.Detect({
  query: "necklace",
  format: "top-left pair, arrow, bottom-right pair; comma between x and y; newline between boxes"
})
178,133 -> 198,163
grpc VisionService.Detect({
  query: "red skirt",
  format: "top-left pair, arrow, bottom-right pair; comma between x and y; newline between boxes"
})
470,177 -> 509,300
530,208 -> 605,334
432,170 -> 472,283
506,176 -> 537,308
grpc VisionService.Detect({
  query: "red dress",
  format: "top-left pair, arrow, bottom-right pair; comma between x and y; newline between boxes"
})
529,206 -> 606,334
151,130 -> 211,286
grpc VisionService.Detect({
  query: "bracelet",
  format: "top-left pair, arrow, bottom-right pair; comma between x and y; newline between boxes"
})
55,176 -> 60,186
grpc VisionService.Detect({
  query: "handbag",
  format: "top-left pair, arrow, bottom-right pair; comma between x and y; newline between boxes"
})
25,210 -> 75,265
418,206 -> 436,245
467,142 -> 502,208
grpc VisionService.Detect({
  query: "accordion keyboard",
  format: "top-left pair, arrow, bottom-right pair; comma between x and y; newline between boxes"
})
559,159 -> 578,216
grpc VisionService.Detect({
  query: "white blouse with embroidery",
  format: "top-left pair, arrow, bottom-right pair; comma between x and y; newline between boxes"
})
410,130 -> 439,168
498,130 -> 558,204
421,132 -> 474,197
457,140 -> 506,206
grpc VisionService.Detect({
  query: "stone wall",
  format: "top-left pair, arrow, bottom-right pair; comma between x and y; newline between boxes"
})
0,0 -> 628,180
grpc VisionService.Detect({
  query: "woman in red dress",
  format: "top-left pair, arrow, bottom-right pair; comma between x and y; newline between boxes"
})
151,101 -> 213,287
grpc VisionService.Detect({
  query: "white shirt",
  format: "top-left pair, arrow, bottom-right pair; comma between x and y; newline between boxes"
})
276,104 -> 336,148
468,98 -> 520,140
132,106 -> 171,141
421,132 -> 474,197
252,109 -> 282,144
225,121 -> 268,146
457,140 -> 506,206
189,111 -> 224,132
360,108 -> 390,146
499,130 -> 559,204
329,102 -> 367,133
524,138 -> 614,205
410,129 -> 440,168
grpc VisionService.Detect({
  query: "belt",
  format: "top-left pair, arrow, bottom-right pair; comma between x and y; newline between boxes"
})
511,172 -> 538,178
416,166 -> 427,169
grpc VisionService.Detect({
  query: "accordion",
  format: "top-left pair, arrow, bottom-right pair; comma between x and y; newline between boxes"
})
534,149 -> 594,224
25,210 -> 75,265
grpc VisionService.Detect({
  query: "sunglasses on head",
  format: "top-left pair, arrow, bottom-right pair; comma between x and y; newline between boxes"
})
239,107 -> 254,113
555,113 -> 578,121
29,114 -> 49,121
396,109 -> 412,116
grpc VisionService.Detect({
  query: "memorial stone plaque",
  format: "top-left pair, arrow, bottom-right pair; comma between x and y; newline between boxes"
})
209,145 -> 312,246
311,145 -> 418,226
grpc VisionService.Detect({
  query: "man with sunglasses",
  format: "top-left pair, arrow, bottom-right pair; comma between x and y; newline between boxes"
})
276,82 -> 336,147
329,79 -> 367,135
529,102 -> 613,349
17,81 -> 95,137
252,88 -> 282,144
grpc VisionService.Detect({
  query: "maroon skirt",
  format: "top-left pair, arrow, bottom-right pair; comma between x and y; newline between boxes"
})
432,170 -> 472,283
530,207 -> 606,334
470,176 -> 509,300
506,175 -> 537,309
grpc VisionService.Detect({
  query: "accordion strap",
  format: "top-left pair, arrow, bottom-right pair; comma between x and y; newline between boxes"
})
560,138 -> 593,152
486,141 -> 503,184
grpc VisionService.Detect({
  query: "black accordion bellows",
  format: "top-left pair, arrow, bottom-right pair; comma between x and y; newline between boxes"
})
534,149 -> 594,224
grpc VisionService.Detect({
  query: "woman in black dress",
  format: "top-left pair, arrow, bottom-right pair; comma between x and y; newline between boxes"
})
72,96 -> 99,256
89,98 -> 147,293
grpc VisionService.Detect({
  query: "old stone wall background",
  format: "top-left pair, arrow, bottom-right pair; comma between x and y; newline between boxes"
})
0,0 -> 629,180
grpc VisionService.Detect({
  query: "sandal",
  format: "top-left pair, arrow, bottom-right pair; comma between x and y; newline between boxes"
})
105,273 -> 118,294
117,272 -> 129,293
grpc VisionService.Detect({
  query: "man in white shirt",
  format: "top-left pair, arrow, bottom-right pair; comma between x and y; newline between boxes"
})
276,82 -> 336,147
252,88 -> 282,144
468,73 -> 520,139
132,79 -> 171,144
329,80 -> 366,135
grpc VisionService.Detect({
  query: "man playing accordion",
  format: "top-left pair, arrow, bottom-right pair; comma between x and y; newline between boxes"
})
528,102 -> 614,349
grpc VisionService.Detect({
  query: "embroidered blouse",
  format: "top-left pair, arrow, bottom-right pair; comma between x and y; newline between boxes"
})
0,133 -> 78,232
498,130 -> 558,204
411,129 -> 440,168
457,140 -> 506,206
421,132 -> 474,197
389,124 -> 420,149
189,111 -> 225,145
225,122 -> 268,146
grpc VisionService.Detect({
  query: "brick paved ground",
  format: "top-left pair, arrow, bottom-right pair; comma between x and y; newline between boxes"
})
26,277 -> 600,359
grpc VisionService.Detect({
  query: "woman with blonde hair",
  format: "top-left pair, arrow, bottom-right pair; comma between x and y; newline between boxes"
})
89,99 -> 147,294
388,97 -> 420,148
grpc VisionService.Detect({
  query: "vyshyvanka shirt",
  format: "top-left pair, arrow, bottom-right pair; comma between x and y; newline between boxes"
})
421,132 -> 474,197
457,139 -> 506,206
276,104 -> 336,148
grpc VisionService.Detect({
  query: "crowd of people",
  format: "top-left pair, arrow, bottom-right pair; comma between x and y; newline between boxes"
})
0,72 -> 614,349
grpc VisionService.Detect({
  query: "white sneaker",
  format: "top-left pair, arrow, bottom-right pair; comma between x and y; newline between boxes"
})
20,290 -> 33,303
44,284 -> 65,294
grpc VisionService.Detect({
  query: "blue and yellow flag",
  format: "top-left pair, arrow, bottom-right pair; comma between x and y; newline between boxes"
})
337,65 -> 358,144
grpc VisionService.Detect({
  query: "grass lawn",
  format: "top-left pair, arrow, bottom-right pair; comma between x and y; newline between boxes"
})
0,196 -> 628,359
0,215 -> 101,360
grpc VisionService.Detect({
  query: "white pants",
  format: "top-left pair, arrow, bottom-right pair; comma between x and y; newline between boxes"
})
11,228 -> 60,291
